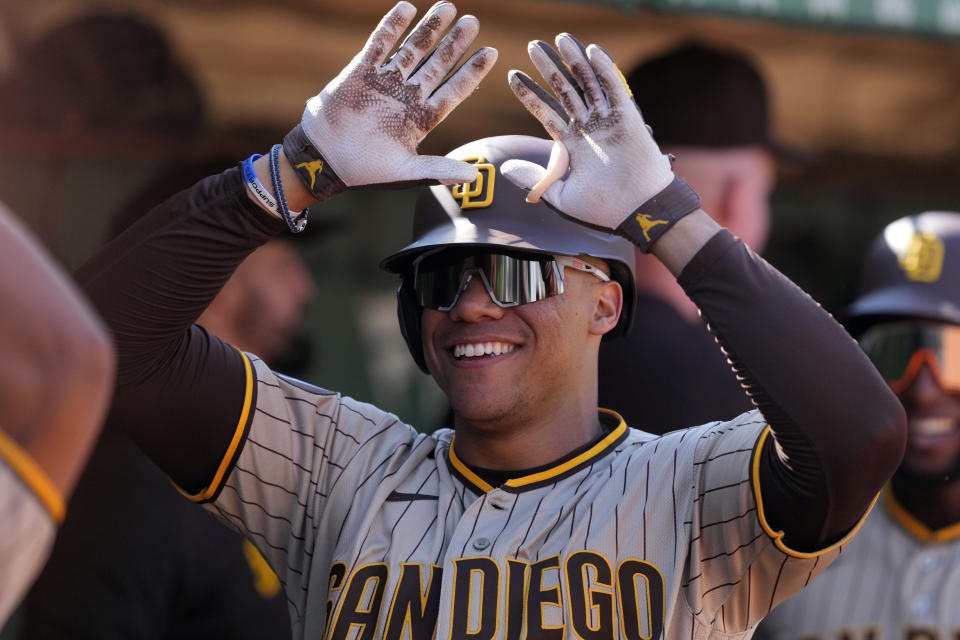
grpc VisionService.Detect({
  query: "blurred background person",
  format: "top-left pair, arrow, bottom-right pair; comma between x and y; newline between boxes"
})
755,211 -> 960,639
0,201 -> 114,626
22,166 -> 313,639
0,14 -> 310,639
0,13 -> 204,135
598,42 -> 786,433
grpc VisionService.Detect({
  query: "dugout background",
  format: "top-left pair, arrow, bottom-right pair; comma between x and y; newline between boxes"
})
0,0 -> 958,437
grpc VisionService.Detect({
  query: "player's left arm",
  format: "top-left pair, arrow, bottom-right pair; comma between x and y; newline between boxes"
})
502,35 -> 906,551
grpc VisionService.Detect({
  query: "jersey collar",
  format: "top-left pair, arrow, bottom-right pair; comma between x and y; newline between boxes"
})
884,485 -> 960,543
447,409 -> 628,494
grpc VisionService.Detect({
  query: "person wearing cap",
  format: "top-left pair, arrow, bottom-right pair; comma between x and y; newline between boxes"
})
598,42 -> 792,433
755,212 -> 960,639
72,5 -> 904,638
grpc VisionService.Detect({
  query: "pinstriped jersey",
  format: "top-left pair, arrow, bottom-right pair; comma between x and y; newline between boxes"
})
755,489 -> 960,640
191,353 -> 863,639
0,451 -> 57,624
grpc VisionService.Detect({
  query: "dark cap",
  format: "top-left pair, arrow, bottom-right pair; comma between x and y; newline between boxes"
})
846,211 -> 960,333
627,42 -> 801,159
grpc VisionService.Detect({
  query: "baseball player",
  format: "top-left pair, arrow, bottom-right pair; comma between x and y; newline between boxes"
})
76,2 -> 905,638
0,202 -> 114,625
755,212 -> 960,640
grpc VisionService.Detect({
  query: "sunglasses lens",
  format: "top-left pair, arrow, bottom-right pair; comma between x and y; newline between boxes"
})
860,322 -> 960,391
414,252 -> 559,309
414,259 -> 466,310
485,254 -> 557,306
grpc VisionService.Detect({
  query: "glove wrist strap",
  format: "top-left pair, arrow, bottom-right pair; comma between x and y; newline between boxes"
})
282,124 -> 348,202
617,175 -> 701,253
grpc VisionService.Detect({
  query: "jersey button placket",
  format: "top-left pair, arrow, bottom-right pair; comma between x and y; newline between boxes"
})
487,490 -> 513,511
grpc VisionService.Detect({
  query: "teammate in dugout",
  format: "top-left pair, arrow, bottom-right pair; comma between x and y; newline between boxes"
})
76,2 -> 906,638
755,212 -> 960,640
0,202 -> 114,625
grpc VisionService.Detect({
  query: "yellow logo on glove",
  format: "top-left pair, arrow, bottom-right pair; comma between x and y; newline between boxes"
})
899,231 -> 944,282
635,213 -> 668,242
452,157 -> 496,209
295,159 -> 325,191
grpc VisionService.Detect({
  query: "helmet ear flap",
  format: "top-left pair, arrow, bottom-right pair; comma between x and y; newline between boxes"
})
397,276 -> 429,374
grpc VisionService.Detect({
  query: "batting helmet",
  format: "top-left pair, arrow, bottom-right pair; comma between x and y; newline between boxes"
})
846,211 -> 960,334
380,135 -> 638,373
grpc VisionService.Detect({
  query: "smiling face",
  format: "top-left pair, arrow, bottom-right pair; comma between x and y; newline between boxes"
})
896,363 -> 960,479
859,319 -> 960,480
420,255 -> 621,433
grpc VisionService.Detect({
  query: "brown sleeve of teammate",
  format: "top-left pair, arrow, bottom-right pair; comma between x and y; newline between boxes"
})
0,205 -> 115,512
75,166 -> 286,493
677,230 -> 906,550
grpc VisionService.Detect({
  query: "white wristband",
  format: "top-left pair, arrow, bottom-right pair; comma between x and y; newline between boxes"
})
242,154 -> 284,219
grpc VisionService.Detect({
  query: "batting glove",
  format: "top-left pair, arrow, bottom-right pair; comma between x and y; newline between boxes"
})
501,35 -> 699,251
285,1 -> 498,199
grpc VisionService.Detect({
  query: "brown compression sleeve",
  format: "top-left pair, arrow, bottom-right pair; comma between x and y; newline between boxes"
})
76,166 -> 286,493
677,230 -> 905,550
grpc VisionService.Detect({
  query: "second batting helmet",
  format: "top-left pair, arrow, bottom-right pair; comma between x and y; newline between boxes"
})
380,135 -> 638,373
846,211 -> 960,334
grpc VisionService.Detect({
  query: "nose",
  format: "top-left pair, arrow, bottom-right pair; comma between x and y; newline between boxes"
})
448,275 -> 504,323
899,363 -> 946,410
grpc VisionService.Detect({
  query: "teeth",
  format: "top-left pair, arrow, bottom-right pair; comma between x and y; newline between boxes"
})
910,417 -> 957,436
452,341 -> 517,359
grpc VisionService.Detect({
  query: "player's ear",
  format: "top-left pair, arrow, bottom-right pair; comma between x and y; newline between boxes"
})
588,280 -> 622,337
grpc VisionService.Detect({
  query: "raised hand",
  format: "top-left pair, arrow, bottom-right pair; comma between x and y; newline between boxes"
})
501,34 -> 676,232
292,1 -> 498,190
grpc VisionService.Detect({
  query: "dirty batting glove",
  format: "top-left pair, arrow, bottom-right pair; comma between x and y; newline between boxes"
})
501,34 -> 699,252
283,1 -> 498,201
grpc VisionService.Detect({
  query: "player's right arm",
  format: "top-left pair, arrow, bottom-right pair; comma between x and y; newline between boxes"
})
0,203 -> 114,624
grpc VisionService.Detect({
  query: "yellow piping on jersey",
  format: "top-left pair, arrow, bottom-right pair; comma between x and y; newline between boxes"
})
448,410 -> 626,492
448,447 -> 496,494
0,427 -> 65,523
884,485 -> 960,543
751,427 -> 878,558
505,411 -> 626,488
180,347 -> 254,502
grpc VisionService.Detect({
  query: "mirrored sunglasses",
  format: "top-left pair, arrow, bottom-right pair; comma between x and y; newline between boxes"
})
413,251 -> 608,311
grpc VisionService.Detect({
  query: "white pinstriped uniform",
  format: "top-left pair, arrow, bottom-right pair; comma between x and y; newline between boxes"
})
188,353 -> 865,639
756,489 -> 960,640
0,439 -> 58,625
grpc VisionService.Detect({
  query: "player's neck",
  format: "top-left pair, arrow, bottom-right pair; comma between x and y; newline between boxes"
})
452,397 -> 604,471
891,472 -> 960,531
634,253 -> 701,323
